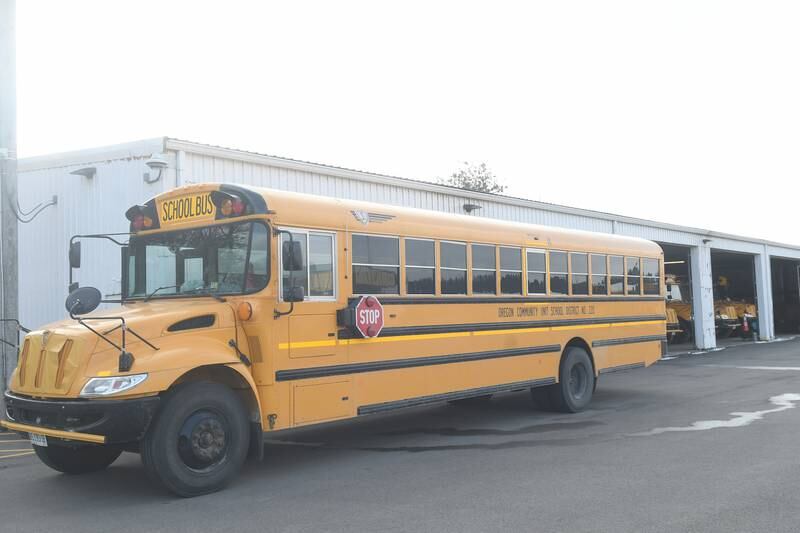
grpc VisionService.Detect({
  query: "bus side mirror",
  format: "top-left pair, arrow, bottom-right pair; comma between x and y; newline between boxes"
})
65,286 -> 102,315
285,286 -> 305,303
69,241 -> 81,269
282,241 -> 304,272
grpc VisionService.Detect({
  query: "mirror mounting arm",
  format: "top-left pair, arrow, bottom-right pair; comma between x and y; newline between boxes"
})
274,301 -> 294,320
68,302 -> 159,372
68,233 -> 132,294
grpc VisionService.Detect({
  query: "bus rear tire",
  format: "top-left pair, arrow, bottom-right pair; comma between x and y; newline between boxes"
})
548,346 -> 595,413
141,382 -> 250,497
34,444 -> 122,475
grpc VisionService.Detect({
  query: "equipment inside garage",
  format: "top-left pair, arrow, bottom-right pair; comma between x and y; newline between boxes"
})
771,257 -> 800,333
711,250 -> 758,339
658,243 -> 694,347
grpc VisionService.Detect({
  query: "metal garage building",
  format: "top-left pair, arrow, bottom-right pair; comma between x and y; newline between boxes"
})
16,137 -> 800,351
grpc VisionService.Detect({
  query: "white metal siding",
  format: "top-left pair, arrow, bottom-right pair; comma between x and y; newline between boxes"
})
15,138 -> 800,336
18,155 -> 168,328
180,152 -> 616,234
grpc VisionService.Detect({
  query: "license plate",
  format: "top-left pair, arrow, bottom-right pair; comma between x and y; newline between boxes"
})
29,433 -> 48,447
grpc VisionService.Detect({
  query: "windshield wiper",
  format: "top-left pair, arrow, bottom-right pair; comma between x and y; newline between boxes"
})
182,286 -> 227,302
144,285 -> 178,302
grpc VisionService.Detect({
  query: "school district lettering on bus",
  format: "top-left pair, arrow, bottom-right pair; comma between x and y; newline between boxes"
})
1,183 -> 666,497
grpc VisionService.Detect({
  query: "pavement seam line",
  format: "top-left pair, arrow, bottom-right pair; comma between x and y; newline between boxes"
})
0,451 -> 35,459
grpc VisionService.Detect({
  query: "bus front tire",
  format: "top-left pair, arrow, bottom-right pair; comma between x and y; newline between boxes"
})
533,346 -> 595,413
34,444 -> 122,475
141,382 -> 250,497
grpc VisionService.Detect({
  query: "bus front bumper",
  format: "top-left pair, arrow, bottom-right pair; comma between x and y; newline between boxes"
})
2,391 -> 160,445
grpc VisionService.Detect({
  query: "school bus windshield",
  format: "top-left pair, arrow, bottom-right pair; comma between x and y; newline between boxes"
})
126,221 -> 269,299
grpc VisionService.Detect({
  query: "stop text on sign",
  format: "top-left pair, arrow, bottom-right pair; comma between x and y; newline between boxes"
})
359,308 -> 381,324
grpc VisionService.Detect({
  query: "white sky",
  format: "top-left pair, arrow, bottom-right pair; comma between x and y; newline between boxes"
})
16,1 -> 800,245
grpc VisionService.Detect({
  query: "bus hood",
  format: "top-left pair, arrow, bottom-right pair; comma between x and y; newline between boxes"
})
9,299 -> 237,398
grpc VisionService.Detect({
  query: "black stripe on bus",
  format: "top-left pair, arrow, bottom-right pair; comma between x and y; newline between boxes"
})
591,334 -> 667,348
339,315 -> 667,340
598,362 -> 646,375
355,295 -> 664,305
357,377 -> 557,415
275,344 -> 561,382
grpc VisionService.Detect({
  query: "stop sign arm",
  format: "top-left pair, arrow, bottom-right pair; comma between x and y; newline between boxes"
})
337,296 -> 385,338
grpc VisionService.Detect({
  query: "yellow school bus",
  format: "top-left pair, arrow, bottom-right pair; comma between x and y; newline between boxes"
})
2,184 -> 666,496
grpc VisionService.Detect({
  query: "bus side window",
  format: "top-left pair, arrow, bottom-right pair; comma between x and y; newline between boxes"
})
590,254 -> 608,295
626,257 -> 641,295
610,255 -> 624,295
471,244 -> 496,295
500,247 -> 522,295
352,234 -> 399,295
549,251 -> 568,295
308,233 -> 334,297
642,257 -> 660,295
570,253 -> 589,295
526,250 -> 546,294
440,241 -> 467,295
405,238 -> 435,295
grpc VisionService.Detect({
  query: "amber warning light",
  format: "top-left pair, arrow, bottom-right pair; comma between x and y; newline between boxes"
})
211,191 -> 248,218
125,205 -> 157,232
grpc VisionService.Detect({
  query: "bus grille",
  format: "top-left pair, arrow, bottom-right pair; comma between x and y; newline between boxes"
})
14,333 -> 87,396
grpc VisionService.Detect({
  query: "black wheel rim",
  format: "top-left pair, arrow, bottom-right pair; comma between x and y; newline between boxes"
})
568,363 -> 589,401
177,409 -> 230,472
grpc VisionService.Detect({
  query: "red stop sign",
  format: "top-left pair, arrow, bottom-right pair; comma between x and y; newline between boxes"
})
355,296 -> 384,338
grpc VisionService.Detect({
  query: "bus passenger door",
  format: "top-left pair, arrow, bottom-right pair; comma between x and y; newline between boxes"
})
280,230 -> 352,426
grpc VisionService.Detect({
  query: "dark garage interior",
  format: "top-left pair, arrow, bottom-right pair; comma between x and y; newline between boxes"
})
710,249 -> 757,340
771,257 -> 800,333
711,250 -> 756,302
658,242 -> 694,349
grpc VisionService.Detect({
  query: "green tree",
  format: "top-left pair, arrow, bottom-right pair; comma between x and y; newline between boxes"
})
439,162 -> 506,194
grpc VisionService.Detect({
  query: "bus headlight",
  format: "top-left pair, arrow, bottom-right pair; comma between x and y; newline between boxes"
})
80,374 -> 148,397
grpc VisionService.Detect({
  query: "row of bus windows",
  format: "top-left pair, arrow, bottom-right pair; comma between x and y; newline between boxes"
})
351,234 -> 661,296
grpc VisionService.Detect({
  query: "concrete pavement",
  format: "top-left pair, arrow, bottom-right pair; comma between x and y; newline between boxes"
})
3,338 -> 800,532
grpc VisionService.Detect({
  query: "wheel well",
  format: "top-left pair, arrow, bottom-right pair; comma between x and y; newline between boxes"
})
563,337 -> 596,376
172,365 -> 261,424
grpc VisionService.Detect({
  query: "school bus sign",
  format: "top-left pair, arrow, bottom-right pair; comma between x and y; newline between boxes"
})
157,192 -> 216,226
355,296 -> 384,338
